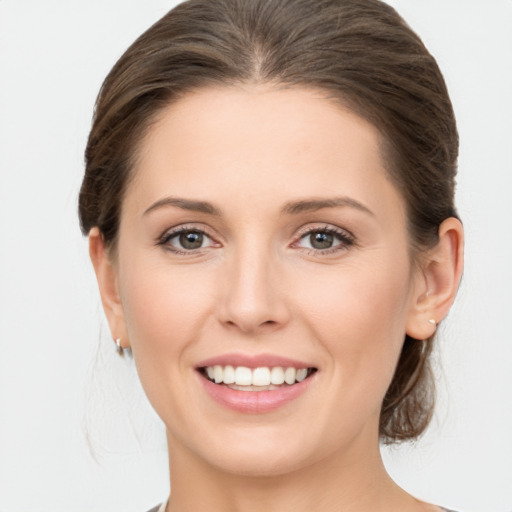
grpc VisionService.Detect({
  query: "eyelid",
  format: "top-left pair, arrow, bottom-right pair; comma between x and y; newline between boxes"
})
294,223 -> 355,241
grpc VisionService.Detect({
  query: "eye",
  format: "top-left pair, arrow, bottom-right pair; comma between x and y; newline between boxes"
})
158,228 -> 217,253
176,230 -> 206,249
307,231 -> 336,250
294,226 -> 354,253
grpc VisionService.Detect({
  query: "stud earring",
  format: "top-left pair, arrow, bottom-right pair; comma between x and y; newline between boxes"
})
428,319 -> 437,326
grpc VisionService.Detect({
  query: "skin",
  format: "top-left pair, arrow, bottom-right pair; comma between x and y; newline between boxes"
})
90,86 -> 463,512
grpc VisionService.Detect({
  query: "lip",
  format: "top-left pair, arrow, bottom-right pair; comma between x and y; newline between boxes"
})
195,352 -> 315,370
197,370 -> 316,413
195,353 -> 318,414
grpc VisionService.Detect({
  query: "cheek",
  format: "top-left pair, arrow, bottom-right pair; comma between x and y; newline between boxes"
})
118,257 -> 215,360
292,256 -> 412,390
116,254 -> 219,424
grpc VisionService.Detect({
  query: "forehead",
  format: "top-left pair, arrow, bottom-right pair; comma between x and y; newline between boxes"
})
126,85 -> 405,221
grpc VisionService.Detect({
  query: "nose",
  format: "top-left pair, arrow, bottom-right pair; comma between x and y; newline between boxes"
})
217,242 -> 290,335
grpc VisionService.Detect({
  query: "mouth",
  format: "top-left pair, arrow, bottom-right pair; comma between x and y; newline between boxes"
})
198,365 -> 318,392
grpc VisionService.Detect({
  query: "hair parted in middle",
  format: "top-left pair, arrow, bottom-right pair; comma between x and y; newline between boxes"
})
79,0 -> 459,443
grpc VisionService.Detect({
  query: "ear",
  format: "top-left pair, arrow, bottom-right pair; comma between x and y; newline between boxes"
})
406,217 -> 464,340
88,227 -> 129,349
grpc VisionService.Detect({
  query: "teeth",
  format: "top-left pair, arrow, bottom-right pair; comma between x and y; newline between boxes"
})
235,366 -> 252,386
203,365 -> 312,387
284,367 -> 296,385
213,365 -> 223,384
223,365 -> 235,384
252,367 -> 271,386
296,368 -> 308,382
270,366 -> 285,385
228,384 -> 280,391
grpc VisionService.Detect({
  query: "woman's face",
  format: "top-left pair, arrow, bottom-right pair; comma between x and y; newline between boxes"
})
107,86 -> 428,475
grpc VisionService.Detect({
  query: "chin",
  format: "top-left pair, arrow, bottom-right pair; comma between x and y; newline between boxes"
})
184,422 -> 336,479
207,447 -> 312,478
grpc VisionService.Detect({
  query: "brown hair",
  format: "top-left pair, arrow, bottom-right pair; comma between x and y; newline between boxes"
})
79,0 -> 459,443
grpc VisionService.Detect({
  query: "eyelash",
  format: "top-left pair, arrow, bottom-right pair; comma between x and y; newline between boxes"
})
156,224 -> 355,256
156,225 -> 218,255
292,225 -> 355,256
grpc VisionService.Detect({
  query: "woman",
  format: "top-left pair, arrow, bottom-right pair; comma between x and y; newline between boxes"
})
79,0 -> 464,510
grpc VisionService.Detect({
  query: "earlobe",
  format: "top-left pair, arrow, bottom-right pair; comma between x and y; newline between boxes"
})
88,227 -> 129,349
406,217 -> 464,340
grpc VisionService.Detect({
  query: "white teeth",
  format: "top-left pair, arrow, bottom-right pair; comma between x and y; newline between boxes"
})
213,365 -> 223,384
284,367 -> 296,385
235,366 -> 252,386
296,368 -> 308,382
228,384 -> 280,392
270,366 -> 285,385
252,367 -> 271,386
223,365 -> 235,384
203,365 -> 312,387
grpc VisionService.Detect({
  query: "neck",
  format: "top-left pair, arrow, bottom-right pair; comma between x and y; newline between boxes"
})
165,429 -> 421,512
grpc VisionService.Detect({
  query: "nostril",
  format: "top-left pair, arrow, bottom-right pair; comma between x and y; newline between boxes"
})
222,317 -> 281,333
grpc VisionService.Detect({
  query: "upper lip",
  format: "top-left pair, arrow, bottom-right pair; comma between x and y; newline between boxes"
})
195,353 -> 317,369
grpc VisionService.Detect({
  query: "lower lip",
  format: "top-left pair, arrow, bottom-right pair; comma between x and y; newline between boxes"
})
198,372 -> 315,413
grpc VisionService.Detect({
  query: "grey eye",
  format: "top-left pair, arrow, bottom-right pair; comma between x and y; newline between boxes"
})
179,231 -> 204,249
295,227 -> 353,253
160,227 -> 217,253
309,231 -> 334,249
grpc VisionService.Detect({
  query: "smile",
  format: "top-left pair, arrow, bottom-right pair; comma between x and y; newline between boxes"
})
200,365 -> 317,391
196,356 -> 318,413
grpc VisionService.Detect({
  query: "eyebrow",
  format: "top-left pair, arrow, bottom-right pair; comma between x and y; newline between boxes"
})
143,197 -> 221,216
143,195 -> 374,217
282,197 -> 374,216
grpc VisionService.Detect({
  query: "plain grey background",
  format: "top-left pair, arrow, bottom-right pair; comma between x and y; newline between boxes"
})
0,1 -> 511,511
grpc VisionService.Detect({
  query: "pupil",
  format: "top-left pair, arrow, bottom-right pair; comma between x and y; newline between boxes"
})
180,231 -> 203,249
310,231 -> 333,249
